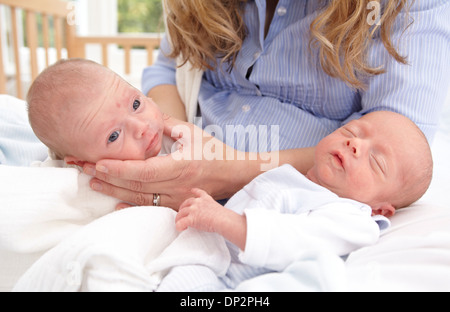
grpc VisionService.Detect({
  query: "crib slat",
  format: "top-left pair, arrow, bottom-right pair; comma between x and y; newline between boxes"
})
54,16 -> 63,61
146,45 -> 154,66
0,0 -> 68,18
25,10 -> 39,82
10,7 -> 23,99
124,45 -> 131,75
42,14 -> 50,67
75,35 -> 161,68
102,43 -> 109,67
65,18 -> 82,59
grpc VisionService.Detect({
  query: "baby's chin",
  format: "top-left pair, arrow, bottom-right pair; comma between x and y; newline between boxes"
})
144,140 -> 162,159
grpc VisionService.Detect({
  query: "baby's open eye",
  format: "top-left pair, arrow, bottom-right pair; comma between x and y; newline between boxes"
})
108,130 -> 121,143
133,99 -> 141,111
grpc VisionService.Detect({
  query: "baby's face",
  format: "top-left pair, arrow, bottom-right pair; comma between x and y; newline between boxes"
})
63,71 -> 164,164
306,112 -> 416,208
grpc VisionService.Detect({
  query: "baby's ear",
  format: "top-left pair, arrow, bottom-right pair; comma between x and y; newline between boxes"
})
371,202 -> 396,218
64,156 -> 86,167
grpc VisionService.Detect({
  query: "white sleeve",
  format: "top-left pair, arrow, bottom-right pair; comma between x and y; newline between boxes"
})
239,203 -> 380,271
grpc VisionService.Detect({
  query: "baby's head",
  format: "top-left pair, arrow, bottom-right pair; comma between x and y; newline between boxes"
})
27,59 -> 164,165
307,111 -> 433,217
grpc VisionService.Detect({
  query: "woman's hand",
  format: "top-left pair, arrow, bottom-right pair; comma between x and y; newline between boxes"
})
83,115 -> 315,210
82,115 -> 257,209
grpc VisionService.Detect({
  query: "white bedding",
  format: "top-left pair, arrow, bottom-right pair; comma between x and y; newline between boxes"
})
0,160 -> 230,292
13,206 -> 230,292
0,94 -> 449,292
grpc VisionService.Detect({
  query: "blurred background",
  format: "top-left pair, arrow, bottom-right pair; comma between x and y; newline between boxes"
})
0,0 -> 163,96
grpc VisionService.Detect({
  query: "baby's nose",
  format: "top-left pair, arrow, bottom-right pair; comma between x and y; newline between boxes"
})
346,139 -> 361,157
132,118 -> 150,139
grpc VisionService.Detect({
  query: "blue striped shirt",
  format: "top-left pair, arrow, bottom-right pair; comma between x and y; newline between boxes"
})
143,0 -> 450,152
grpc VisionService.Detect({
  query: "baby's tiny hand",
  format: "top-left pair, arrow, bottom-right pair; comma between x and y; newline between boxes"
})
175,188 -> 224,233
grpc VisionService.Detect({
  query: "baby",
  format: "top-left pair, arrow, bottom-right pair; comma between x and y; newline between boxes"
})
27,58 -> 169,166
163,110 -> 434,290
25,59 -> 234,291
26,60 -> 434,290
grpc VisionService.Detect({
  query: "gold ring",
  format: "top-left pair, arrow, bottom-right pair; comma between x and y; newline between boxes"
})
153,193 -> 161,206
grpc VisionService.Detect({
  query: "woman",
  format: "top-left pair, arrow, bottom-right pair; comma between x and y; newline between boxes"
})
84,0 -> 450,209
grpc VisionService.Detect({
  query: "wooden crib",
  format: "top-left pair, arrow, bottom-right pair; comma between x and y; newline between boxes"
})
0,0 -> 161,99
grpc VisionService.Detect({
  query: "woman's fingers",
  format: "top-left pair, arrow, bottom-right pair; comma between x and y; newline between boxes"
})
84,151 -> 190,186
91,177 -> 181,208
90,178 -> 153,205
83,116 -> 195,184
162,113 -> 186,138
81,115 -> 247,209
94,156 -> 176,183
115,202 -> 133,210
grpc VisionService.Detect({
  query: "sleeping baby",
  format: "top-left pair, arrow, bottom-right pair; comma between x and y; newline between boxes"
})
160,110 -> 434,291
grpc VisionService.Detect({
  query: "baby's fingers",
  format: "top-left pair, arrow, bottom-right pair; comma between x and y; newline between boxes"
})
175,211 -> 191,232
179,197 -> 196,211
176,201 -> 192,224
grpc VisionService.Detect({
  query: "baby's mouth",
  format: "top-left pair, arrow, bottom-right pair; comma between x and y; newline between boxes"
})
331,152 -> 344,169
145,133 -> 159,154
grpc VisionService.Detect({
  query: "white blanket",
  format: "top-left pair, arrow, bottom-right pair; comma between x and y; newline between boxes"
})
13,207 -> 230,292
0,160 -> 230,292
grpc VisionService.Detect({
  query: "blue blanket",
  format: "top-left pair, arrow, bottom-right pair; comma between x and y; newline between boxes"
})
0,95 -> 48,166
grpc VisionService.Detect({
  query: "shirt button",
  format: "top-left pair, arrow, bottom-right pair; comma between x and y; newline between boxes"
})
242,105 -> 251,112
253,51 -> 261,60
277,6 -> 287,16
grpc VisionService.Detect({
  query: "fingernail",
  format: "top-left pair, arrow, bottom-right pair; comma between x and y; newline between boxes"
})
91,182 -> 103,191
96,165 -> 108,173
84,166 -> 96,176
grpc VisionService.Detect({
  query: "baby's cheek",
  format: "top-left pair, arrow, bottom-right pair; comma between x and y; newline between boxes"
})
317,165 -> 335,185
121,145 -> 147,161
337,173 -> 374,202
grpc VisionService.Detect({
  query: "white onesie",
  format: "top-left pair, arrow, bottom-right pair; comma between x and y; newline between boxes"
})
158,164 -> 389,291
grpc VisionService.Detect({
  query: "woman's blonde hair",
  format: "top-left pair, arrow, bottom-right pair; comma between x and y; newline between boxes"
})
165,0 -> 247,71
310,0 -> 414,89
164,0 -> 413,89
